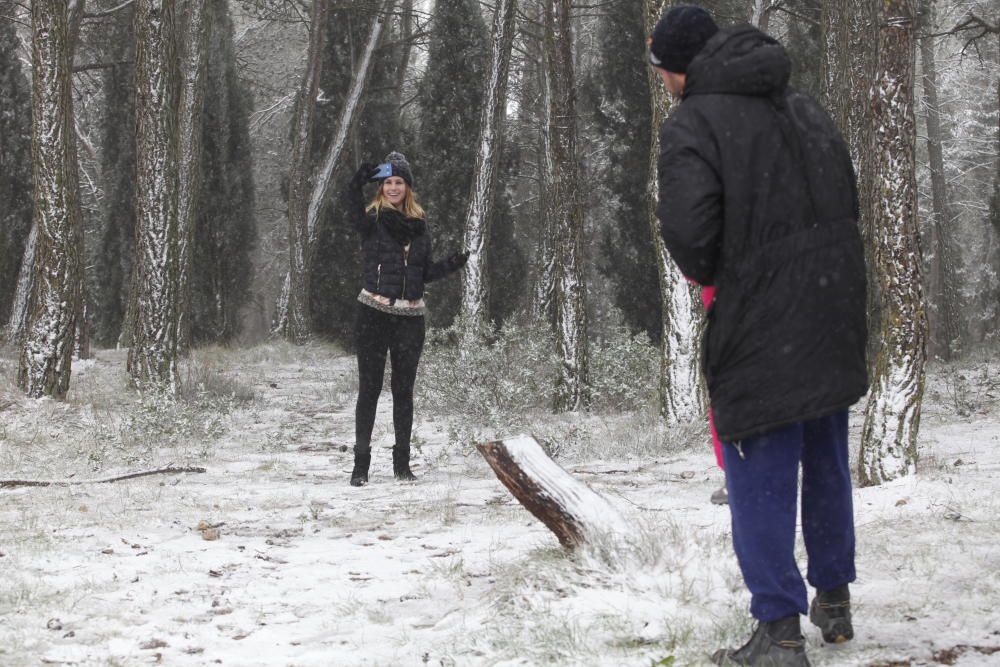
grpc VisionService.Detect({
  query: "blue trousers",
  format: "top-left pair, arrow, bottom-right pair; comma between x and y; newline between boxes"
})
722,411 -> 856,621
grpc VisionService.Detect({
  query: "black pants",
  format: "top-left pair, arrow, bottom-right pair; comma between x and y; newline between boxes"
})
354,303 -> 426,451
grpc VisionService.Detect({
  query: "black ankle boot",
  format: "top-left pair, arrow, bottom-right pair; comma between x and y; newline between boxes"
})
809,584 -> 853,644
392,446 -> 417,481
712,615 -> 810,666
350,447 -> 371,487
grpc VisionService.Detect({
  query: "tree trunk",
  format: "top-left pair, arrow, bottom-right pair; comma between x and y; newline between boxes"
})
820,0 -> 852,137
68,0 -> 89,361
918,0 -> 960,361
544,0 -> 589,411
534,27 -> 556,323
128,0 -> 181,391
18,0 -> 83,399
7,224 -> 37,344
273,0 -> 327,343
477,435 -> 629,549
860,0 -> 927,486
644,0 -> 706,423
850,0 -> 883,369
748,0 -> 774,32
274,0 -> 388,343
460,0 -> 517,328
175,0 -> 212,353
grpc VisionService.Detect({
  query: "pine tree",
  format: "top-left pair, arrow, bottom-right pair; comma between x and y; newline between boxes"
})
128,0 -> 182,390
0,16 -> 34,330
459,0 -> 517,329
590,0 -> 659,342
544,0 -> 590,410
190,0 -> 257,344
310,1 -> 405,343
413,0 -> 489,326
860,0 -> 927,486
18,0 -> 83,398
93,3 -> 136,347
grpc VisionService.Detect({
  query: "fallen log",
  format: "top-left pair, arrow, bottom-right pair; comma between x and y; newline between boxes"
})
477,435 -> 629,549
0,466 -> 207,489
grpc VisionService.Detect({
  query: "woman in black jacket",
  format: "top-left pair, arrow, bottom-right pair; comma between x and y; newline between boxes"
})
343,152 -> 468,486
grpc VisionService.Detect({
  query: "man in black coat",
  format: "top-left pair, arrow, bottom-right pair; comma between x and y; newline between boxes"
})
648,6 -> 869,666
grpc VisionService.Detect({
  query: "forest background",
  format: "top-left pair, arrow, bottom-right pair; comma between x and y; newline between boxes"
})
1,1 -> 999,664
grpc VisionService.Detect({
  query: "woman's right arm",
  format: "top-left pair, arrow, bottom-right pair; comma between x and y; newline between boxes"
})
343,163 -> 376,235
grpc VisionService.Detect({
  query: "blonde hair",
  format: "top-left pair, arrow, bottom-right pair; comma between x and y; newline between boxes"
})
366,183 -> 425,220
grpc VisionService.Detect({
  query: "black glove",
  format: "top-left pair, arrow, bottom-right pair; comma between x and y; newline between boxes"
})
447,251 -> 470,272
350,162 -> 378,189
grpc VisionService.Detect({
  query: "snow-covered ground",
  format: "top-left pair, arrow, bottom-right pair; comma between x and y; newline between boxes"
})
0,343 -> 997,666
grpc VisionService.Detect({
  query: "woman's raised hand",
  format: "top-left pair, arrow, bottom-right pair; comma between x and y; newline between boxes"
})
350,162 -> 378,189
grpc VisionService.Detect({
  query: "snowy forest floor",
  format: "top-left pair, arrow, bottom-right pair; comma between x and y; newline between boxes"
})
0,342 -> 998,667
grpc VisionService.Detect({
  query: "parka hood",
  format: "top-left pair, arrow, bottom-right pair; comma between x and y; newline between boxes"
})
683,25 -> 791,99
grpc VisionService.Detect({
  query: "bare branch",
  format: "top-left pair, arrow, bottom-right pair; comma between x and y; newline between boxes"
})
0,467 -> 207,489
73,59 -> 133,73
82,0 -> 135,20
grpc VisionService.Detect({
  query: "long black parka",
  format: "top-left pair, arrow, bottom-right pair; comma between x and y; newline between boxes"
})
342,184 -> 456,302
656,26 -> 869,442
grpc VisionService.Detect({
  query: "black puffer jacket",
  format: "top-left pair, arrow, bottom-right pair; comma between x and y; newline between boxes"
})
343,185 -> 458,301
656,25 -> 868,442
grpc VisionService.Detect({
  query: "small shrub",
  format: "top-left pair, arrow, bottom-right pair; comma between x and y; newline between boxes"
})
588,326 -> 659,412
178,356 -> 256,405
418,314 -> 559,427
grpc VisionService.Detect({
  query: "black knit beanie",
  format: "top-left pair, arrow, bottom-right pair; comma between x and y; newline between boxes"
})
382,151 -> 414,187
649,5 -> 719,73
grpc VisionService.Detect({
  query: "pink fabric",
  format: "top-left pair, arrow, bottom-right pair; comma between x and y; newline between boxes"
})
698,284 -> 723,469
700,285 -> 716,310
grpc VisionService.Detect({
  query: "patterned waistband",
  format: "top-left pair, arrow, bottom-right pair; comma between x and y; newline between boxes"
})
357,290 -> 426,317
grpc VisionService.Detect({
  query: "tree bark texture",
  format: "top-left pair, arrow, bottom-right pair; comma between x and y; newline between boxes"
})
918,0 -> 960,361
644,0 -> 706,423
18,0 -> 83,399
7,224 -> 37,344
534,29 -> 556,324
274,0 -> 387,343
460,0 -> 517,328
477,435 -> 629,549
860,0 -> 928,486
821,0 -> 852,137
272,0 -> 327,343
305,2 -> 388,249
850,0 -> 884,368
128,0 -> 181,391
748,0 -> 775,32
175,0 -> 212,353
544,0 -> 589,411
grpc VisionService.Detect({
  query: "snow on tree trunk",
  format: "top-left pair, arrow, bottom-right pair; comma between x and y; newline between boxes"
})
128,0 -> 181,392
644,0 -> 705,423
459,0 -> 517,328
305,4 -> 387,249
820,0 -> 852,138
748,0 -> 773,32
918,0 -> 960,361
17,0 -> 83,399
6,224 -> 37,343
544,0 -> 589,411
273,0 -> 388,343
848,0 -> 882,367
533,43 -> 556,323
272,0 -> 326,343
860,0 -> 927,487
175,0 -> 211,353
477,435 -> 629,549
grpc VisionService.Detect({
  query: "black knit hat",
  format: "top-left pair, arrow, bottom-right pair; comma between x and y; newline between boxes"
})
649,5 -> 719,73
382,151 -> 414,187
